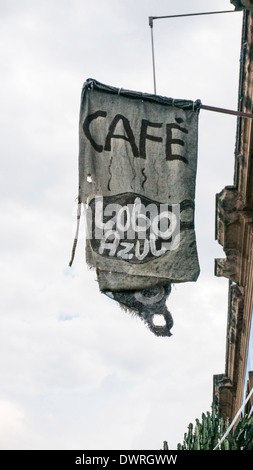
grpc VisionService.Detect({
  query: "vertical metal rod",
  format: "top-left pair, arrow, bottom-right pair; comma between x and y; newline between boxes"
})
148,9 -> 241,96
149,17 -> 157,95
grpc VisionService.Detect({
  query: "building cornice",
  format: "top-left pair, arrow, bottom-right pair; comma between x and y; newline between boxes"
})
214,6 -> 253,419
231,0 -> 253,11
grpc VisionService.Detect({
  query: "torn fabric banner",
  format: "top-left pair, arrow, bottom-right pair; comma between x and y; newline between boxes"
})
73,78 -> 200,337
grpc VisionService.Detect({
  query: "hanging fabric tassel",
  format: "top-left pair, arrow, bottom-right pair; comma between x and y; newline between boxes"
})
69,197 -> 82,267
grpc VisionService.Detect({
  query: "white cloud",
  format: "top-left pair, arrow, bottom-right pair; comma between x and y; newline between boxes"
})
0,400 -> 25,450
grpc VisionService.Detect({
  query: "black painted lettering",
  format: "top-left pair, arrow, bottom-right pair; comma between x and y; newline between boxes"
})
83,110 -> 107,153
166,122 -> 188,164
104,114 -> 139,157
139,120 -> 163,159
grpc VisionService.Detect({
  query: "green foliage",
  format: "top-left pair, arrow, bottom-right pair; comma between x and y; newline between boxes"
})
163,403 -> 253,450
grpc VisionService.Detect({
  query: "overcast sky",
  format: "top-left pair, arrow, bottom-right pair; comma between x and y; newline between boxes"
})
0,0 -> 243,450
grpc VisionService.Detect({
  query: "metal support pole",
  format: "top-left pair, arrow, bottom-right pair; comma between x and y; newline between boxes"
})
149,9 -> 241,96
150,9 -> 240,22
201,103 -> 253,119
149,16 -> 157,95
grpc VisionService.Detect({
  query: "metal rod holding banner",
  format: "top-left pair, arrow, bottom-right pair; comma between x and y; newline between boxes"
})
201,103 -> 253,119
149,9 -> 242,95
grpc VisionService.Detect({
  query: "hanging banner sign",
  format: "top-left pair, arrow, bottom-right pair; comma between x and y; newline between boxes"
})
77,78 -> 200,336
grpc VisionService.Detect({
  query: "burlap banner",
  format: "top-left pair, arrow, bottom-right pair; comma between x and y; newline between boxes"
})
76,78 -> 200,336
